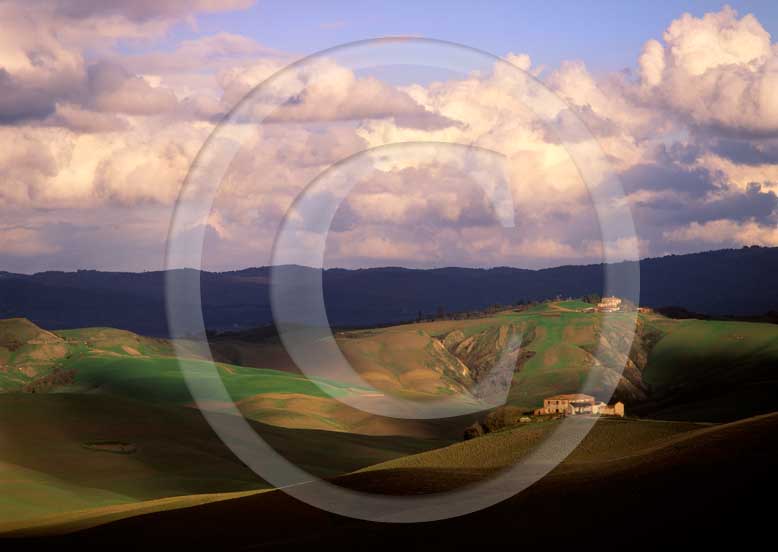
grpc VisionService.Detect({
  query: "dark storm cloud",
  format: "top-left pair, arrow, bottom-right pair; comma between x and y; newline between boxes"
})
45,0 -> 253,22
656,142 -> 703,165
0,69 -> 57,124
620,163 -> 720,196
708,138 -> 778,167
668,127 -> 778,167
631,177 -> 777,228
695,183 -> 778,222
621,160 -> 778,254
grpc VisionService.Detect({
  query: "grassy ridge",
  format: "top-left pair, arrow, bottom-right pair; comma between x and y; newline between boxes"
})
331,305 -> 778,419
633,316 -> 778,421
1,320 -> 484,436
644,318 -> 778,388
1,321 -> 385,433
352,416 -> 705,476
39,413 -> 778,547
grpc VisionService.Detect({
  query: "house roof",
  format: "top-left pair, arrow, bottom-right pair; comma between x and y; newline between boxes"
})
545,393 -> 595,401
570,400 -> 594,407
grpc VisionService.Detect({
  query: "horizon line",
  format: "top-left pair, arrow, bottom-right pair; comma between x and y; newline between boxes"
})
1,245 -> 771,277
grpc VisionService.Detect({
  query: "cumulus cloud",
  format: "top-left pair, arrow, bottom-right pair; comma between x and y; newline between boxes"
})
224,58 -> 460,129
2,3 -> 778,272
0,1 -> 260,127
87,62 -> 179,115
637,6 -> 778,136
49,103 -> 129,133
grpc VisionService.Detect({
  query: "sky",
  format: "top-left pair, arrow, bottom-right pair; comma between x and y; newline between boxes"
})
177,1 -> 778,72
2,1 -> 778,273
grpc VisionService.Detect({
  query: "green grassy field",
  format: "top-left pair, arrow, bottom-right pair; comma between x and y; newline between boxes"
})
554,299 -> 594,311
0,393 -> 450,528
5,308 -> 778,426
2,310 -> 778,540
630,316 -> 778,421
60,355 -> 355,404
498,309 -> 611,407
643,318 -> 778,388
0,320 -> 409,434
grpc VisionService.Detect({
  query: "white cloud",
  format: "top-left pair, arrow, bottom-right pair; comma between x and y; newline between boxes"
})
88,62 -> 179,115
637,6 -> 778,135
1,4 -> 778,271
664,218 -> 778,246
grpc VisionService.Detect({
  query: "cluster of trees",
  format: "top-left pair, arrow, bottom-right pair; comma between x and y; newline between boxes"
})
414,293 -> 651,325
463,406 -> 533,440
415,300 -> 535,323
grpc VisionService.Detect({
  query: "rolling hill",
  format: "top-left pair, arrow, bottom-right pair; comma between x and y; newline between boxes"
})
14,412 -> 776,547
0,318 -> 471,436
6,299 -> 778,430
210,302 -> 778,422
0,393 -> 450,528
1,303 -> 777,541
636,316 -> 778,421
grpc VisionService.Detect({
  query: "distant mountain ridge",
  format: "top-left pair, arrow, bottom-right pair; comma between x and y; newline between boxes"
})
1,246 -> 777,336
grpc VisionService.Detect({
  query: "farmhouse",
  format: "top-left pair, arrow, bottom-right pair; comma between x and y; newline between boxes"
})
596,402 -> 626,416
597,296 -> 622,312
534,393 -> 625,417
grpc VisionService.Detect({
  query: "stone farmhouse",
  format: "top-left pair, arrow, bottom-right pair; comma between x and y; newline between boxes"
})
534,393 -> 625,417
596,296 -> 622,312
